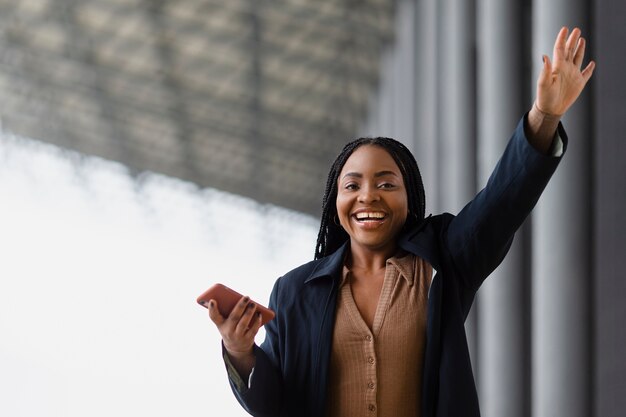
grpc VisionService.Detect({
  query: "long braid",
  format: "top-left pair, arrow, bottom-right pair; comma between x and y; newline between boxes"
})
314,142 -> 360,259
314,137 -> 426,260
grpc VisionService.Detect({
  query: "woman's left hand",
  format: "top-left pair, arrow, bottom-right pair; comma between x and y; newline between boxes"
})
535,26 -> 595,117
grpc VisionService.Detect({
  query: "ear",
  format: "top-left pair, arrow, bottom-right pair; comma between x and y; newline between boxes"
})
333,214 -> 342,228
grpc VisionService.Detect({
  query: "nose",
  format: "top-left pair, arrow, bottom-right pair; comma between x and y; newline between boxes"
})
358,184 -> 380,203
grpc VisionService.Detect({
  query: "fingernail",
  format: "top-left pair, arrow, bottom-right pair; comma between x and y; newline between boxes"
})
243,296 -> 250,303
209,300 -> 214,308
542,55 -> 546,63
248,303 -> 256,309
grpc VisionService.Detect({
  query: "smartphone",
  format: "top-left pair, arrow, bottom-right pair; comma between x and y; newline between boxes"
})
197,283 -> 275,325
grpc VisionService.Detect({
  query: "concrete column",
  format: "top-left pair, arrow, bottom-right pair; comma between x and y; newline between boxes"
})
361,0 -> 416,149
476,1 -> 529,416
414,0 -> 440,214
392,0 -> 417,146
437,0 -> 476,214
437,0 -> 478,368
593,1 -> 626,415
531,2 -> 592,417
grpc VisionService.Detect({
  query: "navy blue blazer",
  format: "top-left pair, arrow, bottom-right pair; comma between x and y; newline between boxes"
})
226,116 -> 567,417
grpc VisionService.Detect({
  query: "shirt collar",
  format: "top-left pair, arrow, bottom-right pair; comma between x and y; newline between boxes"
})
386,252 -> 416,286
337,251 -> 416,287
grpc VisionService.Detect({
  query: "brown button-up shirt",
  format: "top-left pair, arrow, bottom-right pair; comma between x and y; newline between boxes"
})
325,252 -> 432,417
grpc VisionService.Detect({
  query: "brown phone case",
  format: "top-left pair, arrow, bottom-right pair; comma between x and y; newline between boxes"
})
197,283 -> 275,325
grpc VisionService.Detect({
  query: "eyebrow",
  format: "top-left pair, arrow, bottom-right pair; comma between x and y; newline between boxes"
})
341,170 -> 399,180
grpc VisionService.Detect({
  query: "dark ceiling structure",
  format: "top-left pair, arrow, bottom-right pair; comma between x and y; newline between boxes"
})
0,0 -> 395,216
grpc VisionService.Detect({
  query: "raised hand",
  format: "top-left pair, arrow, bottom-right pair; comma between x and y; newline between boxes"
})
535,27 -> 595,117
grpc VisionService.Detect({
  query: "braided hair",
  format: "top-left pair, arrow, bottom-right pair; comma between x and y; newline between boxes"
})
314,137 -> 426,260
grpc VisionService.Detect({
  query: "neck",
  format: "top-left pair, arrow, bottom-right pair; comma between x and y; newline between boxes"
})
347,242 -> 397,273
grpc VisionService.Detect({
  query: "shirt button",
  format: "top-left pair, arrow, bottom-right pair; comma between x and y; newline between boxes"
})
365,335 -> 372,342
368,404 -> 376,412
367,381 -> 375,389
367,356 -> 374,364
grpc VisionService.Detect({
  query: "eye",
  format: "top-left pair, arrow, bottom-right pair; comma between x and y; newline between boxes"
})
378,182 -> 396,189
344,183 -> 359,190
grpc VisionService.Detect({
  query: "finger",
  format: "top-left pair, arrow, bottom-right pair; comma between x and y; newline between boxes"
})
249,312 -> 264,334
207,299 -> 225,326
228,295 -> 251,323
573,37 -> 586,68
538,54 -> 553,88
235,302 -> 258,334
581,60 -> 596,83
553,26 -> 569,61
565,27 -> 581,60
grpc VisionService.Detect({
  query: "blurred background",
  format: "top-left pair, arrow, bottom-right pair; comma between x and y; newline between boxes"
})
0,0 -> 624,416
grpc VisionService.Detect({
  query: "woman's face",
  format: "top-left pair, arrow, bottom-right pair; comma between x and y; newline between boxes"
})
336,145 -> 408,256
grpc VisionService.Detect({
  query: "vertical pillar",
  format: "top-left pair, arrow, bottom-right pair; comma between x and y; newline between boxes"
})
361,0 -> 416,153
476,1 -> 528,416
593,1 -> 626,415
437,0 -> 476,214
414,0 -> 440,214
531,2 -> 592,417
437,0 -> 478,367
392,0 -> 417,146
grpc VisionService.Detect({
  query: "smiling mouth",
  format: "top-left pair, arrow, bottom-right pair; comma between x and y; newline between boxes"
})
353,212 -> 387,223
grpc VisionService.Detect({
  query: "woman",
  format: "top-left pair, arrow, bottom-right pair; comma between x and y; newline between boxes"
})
207,27 -> 595,417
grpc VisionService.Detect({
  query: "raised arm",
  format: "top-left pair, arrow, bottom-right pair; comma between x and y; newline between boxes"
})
526,26 -> 596,153
446,27 -> 595,293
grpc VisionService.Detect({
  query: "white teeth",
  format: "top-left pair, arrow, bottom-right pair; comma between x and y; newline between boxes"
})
355,212 -> 386,220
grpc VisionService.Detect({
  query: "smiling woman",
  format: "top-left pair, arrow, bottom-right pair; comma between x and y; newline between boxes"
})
336,144 -> 409,258
205,27 -> 595,417
317,137 -> 426,261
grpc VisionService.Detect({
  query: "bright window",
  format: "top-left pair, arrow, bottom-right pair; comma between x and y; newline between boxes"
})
0,129 -> 318,417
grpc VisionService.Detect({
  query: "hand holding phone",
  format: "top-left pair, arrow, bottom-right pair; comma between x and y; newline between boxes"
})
200,283 -> 271,378
197,283 -> 275,325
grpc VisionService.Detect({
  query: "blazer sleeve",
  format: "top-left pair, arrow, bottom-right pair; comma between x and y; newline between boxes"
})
225,278 -> 284,417
445,113 -> 568,292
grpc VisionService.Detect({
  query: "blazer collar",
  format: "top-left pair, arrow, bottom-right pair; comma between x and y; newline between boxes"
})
304,241 -> 349,284
399,215 -> 442,271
